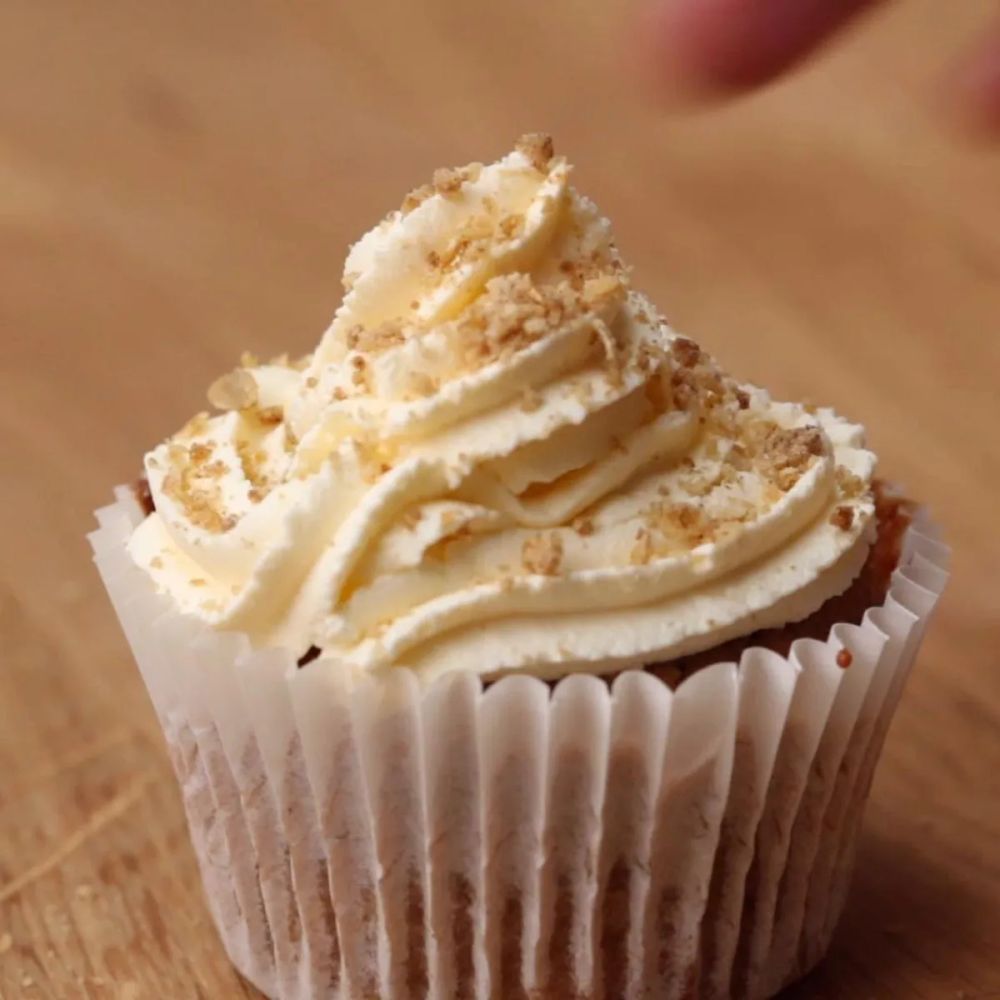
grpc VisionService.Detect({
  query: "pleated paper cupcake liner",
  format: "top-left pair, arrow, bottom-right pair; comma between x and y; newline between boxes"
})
90,487 -> 948,1000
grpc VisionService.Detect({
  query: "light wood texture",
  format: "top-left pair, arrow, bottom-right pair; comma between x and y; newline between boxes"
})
1,1 -> 998,997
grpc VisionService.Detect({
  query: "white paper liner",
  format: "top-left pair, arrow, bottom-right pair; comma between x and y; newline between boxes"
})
90,488 -> 948,1000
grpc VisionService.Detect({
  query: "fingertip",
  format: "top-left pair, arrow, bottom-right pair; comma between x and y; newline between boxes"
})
634,0 -> 774,103
944,26 -> 1000,141
632,0 -> 725,106
636,0 -> 887,103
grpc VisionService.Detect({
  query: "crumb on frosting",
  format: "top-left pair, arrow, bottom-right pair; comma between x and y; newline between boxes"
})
522,532 -> 564,575
448,271 -> 626,374
161,461 -> 236,533
347,320 -> 407,354
148,136 -> 872,668
498,214 -> 525,241
401,183 -> 434,214
830,505 -> 855,531
349,354 -> 370,389
515,132 -> 555,173
670,336 -> 702,369
432,162 -> 482,196
836,465 -> 866,499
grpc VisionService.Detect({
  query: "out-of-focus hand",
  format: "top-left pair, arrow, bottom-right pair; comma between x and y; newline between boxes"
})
639,0 -> 1000,136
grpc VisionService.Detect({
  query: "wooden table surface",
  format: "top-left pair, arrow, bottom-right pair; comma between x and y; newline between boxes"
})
2,1 -> 998,997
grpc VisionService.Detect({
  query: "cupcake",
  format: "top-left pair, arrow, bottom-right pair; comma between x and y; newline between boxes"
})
91,134 -> 948,1000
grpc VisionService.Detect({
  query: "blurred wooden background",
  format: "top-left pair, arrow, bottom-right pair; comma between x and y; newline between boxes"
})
1,0 -> 998,997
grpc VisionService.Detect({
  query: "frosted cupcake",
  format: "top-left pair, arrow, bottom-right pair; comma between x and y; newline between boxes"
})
92,135 -> 947,1000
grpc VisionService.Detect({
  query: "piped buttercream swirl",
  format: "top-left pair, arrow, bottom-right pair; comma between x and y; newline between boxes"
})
129,136 -> 876,681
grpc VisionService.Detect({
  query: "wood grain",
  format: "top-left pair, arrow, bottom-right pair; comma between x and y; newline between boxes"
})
1,0 -> 998,997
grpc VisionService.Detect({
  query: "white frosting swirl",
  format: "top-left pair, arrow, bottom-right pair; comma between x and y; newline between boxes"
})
129,137 -> 876,681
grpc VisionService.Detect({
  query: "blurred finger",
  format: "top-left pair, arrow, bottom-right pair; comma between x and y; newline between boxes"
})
948,18 -> 1000,137
640,0 -> 888,99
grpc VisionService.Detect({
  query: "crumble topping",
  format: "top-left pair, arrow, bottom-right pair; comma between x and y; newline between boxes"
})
522,532 -> 564,575
515,132 -> 555,173
631,502 -> 711,565
757,426 -> 827,492
498,214 -> 525,241
835,466 -> 866,499
401,184 -> 434,214
830,505 -> 855,531
432,163 -> 482,196
138,138 -> 878,678
346,320 -> 407,354
447,271 -> 626,374
670,336 -> 702,368
161,446 -> 236,534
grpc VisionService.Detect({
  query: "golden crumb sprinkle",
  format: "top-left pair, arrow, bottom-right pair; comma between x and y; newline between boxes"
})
745,423 -> 828,492
522,532 -> 564,575
572,516 -> 595,537
671,337 -> 702,368
239,351 -> 259,368
257,406 -> 284,424
830,505 -> 855,531
498,214 -> 524,240
208,369 -> 258,411
771,426 -> 825,462
451,272 -> 611,373
401,183 -> 434,214
236,439 -> 270,491
347,319 -> 406,354
189,441 -> 213,464
432,162 -> 481,196
630,500 -> 719,564
349,353 -> 370,389
433,167 -> 465,196
835,466 -> 866,499
164,481 -> 235,533
515,132 -> 555,173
